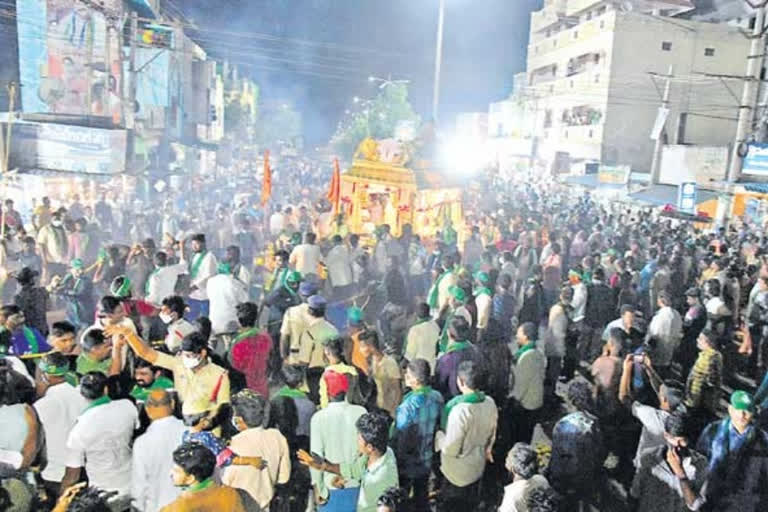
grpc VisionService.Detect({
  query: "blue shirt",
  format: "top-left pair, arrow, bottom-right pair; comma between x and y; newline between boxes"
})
10,326 -> 50,355
392,387 -> 444,478
638,260 -> 657,293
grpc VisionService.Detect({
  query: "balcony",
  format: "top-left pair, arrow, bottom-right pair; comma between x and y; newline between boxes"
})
527,15 -> 614,71
562,105 -> 604,127
565,0 -> 604,17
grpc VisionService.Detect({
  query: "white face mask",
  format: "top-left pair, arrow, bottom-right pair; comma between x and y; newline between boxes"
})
159,312 -> 174,324
51,220 -> 62,228
182,355 -> 202,369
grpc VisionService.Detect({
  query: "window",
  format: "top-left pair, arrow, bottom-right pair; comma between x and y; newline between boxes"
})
574,30 -> 579,39
587,11 -> 593,21
570,80 -> 574,88
589,130 -> 593,138
546,29 -> 551,37
600,20 -> 605,28
661,41 -> 672,51
595,73 -> 600,83
564,130 -> 569,139
597,6 -> 607,15
554,39 -> 558,47
535,46 -> 539,54
704,48 -> 715,57
549,85 -> 554,93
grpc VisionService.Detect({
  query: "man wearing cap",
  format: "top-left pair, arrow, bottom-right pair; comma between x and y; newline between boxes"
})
207,262 -> 249,335
13,267 -> 49,337
474,272 -> 493,335
435,317 -> 478,400
280,280 -> 315,366
299,295 -> 339,401
326,234 -> 353,301
33,352 -> 87,498
697,390 -> 768,511
307,370 -> 366,509
680,287 -> 708,375
182,234 -> 218,322
106,326 -> 230,420
49,258 -> 95,330
266,270 -> 302,354
437,285 -> 473,354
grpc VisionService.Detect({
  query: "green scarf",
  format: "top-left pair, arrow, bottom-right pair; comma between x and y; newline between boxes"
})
189,251 -> 208,279
130,376 -> 174,402
438,311 -> 455,354
402,385 -> 434,403
441,391 -> 485,429
428,269 -> 452,309
21,326 -> 39,354
186,477 -> 214,493
270,267 -> 289,292
84,395 -> 111,413
514,342 -> 537,361
474,287 -> 492,297
233,326 -> 262,344
276,386 -> 308,400
445,340 -> 472,354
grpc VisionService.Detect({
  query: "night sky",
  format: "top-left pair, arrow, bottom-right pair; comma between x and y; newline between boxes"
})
180,0 -> 543,144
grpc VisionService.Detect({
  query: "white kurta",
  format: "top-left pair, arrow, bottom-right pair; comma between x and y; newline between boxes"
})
188,251 -> 218,301
207,274 -> 249,334
325,244 -> 353,288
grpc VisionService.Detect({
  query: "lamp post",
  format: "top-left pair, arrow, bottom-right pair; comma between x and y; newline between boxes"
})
432,0 -> 446,124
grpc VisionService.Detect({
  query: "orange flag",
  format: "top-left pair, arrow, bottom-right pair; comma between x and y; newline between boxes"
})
261,150 -> 271,207
328,158 -> 341,213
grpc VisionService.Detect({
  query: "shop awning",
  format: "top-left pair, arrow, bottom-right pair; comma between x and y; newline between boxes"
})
741,182 -> 768,194
628,184 -> 718,206
14,168 -> 116,183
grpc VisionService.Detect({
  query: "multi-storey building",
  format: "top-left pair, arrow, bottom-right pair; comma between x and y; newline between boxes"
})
524,0 -> 752,174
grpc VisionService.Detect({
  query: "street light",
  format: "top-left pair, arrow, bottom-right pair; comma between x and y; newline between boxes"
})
433,0 -> 446,124
353,96 -> 361,104
368,75 -> 410,90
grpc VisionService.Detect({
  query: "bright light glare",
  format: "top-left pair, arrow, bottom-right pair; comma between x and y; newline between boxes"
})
438,137 -> 487,176
368,76 -> 376,82
353,96 -> 361,104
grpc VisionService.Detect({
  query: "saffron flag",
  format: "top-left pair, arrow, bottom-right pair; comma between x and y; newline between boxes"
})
261,150 -> 271,207
328,158 -> 341,214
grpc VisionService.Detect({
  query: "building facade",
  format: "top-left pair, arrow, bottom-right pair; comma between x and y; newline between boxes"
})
524,0 -> 751,174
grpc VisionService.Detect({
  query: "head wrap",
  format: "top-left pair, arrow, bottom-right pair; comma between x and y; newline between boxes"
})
324,370 -> 350,398
347,307 -> 364,325
110,276 -> 132,298
474,271 -> 490,284
449,285 -> 467,304
286,270 -> 302,284
39,360 -> 69,377
730,390 -> 755,411
70,258 -> 84,270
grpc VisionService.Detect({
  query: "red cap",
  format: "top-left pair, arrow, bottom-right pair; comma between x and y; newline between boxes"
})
324,370 -> 350,398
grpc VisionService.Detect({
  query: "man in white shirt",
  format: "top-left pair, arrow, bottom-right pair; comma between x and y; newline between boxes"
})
648,291 -> 683,377
280,281 -> 316,364
404,303 -> 440,373
158,295 -> 196,353
289,232 -> 322,279
499,443 -> 550,512
207,262 -> 249,335
269,205 -> 285,237
131,390 -> 186,512
435,360 -> 498,509
184,234 -> 218,321
145,251 -> 187,307
325,235 -> 353,301
510,322 -> 547,445
33,353 -> 88,496
64,372 -> 138,501
474,272 -> 493,334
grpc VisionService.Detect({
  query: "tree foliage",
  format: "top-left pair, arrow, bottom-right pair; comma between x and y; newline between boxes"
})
330,83 -> 420,158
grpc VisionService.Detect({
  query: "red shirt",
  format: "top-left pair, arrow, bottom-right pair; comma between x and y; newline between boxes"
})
230,331 -> 273,397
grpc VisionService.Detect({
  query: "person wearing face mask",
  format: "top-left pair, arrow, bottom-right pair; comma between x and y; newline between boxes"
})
159,295 -> 196,354
106,325 -> 230,420
37,211 -> 69,285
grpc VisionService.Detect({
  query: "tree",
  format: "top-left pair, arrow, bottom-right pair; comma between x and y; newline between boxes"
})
331,83 -> 420,158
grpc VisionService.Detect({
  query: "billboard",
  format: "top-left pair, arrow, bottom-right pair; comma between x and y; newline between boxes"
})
10,121 -> 127,174
742,143 -> 768,177
17,0 -> 123,121
598,165 -> 631,184
660,145 -> 728,186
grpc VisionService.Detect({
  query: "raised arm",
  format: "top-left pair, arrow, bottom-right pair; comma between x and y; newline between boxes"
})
104,325 -> 158,364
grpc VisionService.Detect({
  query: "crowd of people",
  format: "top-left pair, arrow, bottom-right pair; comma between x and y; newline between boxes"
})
0,167 -> 767,512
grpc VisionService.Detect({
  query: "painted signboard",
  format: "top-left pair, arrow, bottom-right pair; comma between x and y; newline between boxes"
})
10,121 -> 127,174
743,143 -> 768,177
16,0 -> 123,121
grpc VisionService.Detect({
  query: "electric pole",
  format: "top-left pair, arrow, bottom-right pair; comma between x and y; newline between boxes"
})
127,11 -> 138,170
432,0 -> 445,124
650,66 -> 673,185
1,81 -> 17,238
727,4 -> 767,183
